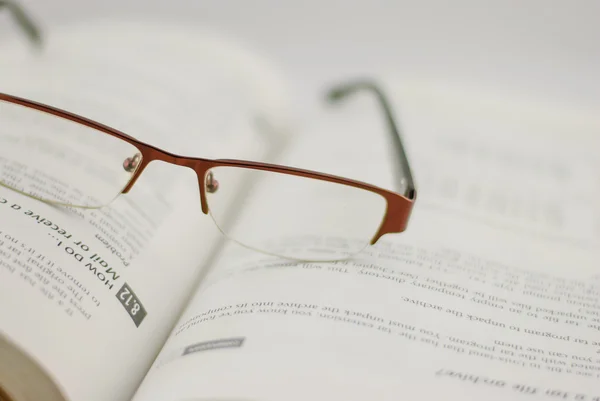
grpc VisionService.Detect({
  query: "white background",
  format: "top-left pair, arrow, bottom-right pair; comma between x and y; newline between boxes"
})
1,0 -> 599,111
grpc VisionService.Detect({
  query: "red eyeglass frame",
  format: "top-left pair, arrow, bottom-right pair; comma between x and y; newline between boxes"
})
0,82 -> 415,245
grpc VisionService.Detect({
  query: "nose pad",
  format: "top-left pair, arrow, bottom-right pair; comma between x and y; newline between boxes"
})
123,153 -> 141,173
205,171 -> 219,193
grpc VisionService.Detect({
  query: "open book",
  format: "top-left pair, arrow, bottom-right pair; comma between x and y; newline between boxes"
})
2,16 -> 600,401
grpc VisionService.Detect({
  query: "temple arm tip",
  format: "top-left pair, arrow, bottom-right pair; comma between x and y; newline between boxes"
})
326,80 -> 381,104
1,0 -> 43,48
325,86 -> 349,104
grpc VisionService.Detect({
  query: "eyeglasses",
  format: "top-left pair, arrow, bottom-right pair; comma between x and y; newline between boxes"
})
0,6 -> 416,262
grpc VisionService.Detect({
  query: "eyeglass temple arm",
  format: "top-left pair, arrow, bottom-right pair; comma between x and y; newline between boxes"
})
0,0 -> 42,47
326,80 -> 416,200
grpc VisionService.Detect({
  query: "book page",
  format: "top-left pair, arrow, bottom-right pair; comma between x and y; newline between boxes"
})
133,83 -> 600,401
0,18 -> 288,401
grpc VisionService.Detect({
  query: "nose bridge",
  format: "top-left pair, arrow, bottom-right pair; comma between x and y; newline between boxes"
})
121,146 -> 214,216
158,151 -> 216,214
153,151 -> 215,215
190,160 -> 213,215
